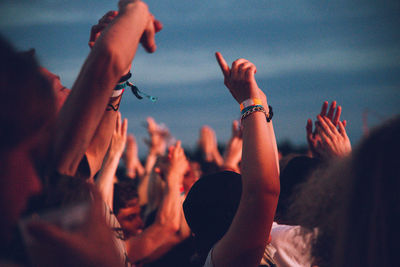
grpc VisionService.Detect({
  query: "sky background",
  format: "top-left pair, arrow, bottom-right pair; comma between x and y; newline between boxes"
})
1,0 -> 399,157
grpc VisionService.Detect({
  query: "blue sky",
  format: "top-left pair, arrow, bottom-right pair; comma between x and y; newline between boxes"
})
1,0 -> 399,156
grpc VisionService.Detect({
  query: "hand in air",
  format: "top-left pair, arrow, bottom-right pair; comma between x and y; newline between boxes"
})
109,112 -> 128,158
144,117 -> 170,156
215,52 -> 260,104
306,101 -> 347,158
314,115 -> 351,158
198,125 -> 219,162
165,141 -> 189,186
222,120 -> 243,173
118,0 -> 163,53
88,10 -> 118,48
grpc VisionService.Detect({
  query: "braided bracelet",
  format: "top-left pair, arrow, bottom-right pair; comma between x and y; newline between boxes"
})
241,105 -> 273,122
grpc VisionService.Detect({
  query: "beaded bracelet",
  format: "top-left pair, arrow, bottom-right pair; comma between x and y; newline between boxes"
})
241,104 -> 263,115
241,105 -> 273,122
240,98 -> 263,112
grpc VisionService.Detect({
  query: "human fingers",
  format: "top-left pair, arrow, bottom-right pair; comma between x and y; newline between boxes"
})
342,120 -> 347,128
332,105 -> 342,126
147,117 -> 157,132
230,58 -> 248,78
154,19 -> 163,33
98,11 -> 118,24
317,115 -> 334,137
319,101 -> 328,116
89,24 -> 105,48
337,121 -> 347,137
306,119 -> 314,139
141,16 -> 157,53
237,61 -> 252,79
89,11 -> 118,48
116,112 -> 122,132
215,52 -> 230,78
127,134 -> 135,144
322,115 -> 339,134
121,118 -> 128,137
232,120 -> 239,136
245,64 -> 257,83
326,101 -> 337,120
317,125 -> 334,149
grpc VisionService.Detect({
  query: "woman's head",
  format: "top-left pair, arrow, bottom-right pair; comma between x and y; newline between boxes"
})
292,116 -> 400,267
0,36 -> 55,242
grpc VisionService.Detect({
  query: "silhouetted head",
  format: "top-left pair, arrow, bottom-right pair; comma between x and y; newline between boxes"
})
183,171 -> 242,257
0,35 -> 56,243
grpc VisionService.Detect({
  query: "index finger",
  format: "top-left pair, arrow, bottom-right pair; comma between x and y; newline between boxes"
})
215,52 -> 230,78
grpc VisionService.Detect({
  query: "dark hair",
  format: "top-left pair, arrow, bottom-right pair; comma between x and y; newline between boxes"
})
291,115 -> 400,267
113,178 -> 139,214
183,171 -> 242,258
333,115 -> 400,267
276,155 -> 321,224
0,35 -> 55,151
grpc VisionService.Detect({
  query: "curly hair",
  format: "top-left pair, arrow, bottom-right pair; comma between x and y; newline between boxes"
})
290,115 -> 400,267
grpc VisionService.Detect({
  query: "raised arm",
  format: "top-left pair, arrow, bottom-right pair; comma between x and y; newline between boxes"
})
96,112 -> 128,208
51,0 -> 162,176
124,134 -> 145,179
126,141 -> 189,263
221,120 -> 243,173
138,117 -> 170,206
198,125 -> 224,167
211,52 -> 280,267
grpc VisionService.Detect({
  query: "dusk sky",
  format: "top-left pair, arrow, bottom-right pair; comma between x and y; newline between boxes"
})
1,0 -> 399,156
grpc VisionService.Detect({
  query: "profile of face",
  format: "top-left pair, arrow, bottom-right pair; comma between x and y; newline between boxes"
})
116,198 -> 144,239
39,67 -> 70,112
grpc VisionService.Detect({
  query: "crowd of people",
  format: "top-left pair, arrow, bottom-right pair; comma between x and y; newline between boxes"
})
1,0 -> 398,266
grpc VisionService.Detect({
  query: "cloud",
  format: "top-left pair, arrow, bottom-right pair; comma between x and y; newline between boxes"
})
2,0 -> 398,27
0,1 -> 107,27
128,45 -> 400,85
47,43 -> 400,88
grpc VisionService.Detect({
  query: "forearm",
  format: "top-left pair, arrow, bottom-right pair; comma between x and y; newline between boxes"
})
137,152 -> 158,205
85,107 -> 120,178
216,112 -> 280,267
126,223 -> 178,263
155,180 -> 181,230
96,153 -> 122,208
51,2 -> 149,175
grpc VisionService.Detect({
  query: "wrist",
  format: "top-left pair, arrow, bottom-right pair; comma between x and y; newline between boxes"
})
120,0 -> 148,13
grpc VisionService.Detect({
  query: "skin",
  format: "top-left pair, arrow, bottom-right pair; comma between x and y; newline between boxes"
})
116,198 -> 144,238
0,132 -> 43,242
211,52 -> 280,267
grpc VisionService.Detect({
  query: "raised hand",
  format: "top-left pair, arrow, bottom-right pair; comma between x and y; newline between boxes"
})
165,141 -> 189,186
314,115 -> 351,158
89,11 -> 118,48
198,125 -> 223,165
118,0 -> 163,53
215,52 -> 261,104
109,112 -> 128,158
144,117 -> 170,156
307,101 -> 347,158
222,120 -> 243,173
124,134 -> 144,178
